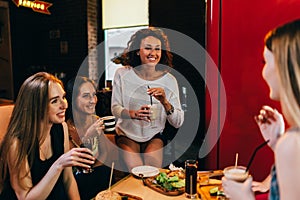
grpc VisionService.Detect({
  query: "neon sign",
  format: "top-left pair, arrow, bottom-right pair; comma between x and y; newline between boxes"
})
12,0 -> 52,15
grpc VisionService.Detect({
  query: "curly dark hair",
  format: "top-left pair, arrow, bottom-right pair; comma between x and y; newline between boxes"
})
112,27 -> 173,71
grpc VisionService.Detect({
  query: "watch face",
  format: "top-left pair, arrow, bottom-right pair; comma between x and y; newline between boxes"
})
167,105 -> 174,115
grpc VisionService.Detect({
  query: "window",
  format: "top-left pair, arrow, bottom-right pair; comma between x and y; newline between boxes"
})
104,26 -> 148,83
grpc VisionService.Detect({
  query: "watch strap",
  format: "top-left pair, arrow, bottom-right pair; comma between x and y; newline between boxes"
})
166,104 -> 174,115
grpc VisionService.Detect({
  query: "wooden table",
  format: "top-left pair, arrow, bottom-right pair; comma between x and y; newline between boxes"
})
110,174 -> 225,200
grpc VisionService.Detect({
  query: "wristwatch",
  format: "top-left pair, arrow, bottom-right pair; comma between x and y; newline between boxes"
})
166,104 -> 174,115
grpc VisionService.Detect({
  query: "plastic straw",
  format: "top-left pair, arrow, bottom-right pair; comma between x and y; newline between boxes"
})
235,153 -> 238,168
108,162 -> 115,190
147,85 -> 153,105
246,140 -> 269,172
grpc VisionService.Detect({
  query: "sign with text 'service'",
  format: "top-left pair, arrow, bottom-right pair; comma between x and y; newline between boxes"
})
12,0 -> 52,15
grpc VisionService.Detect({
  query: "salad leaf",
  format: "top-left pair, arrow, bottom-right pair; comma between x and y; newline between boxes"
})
155,172 -> 185,191
171,179 -> 185,188
156,172 -> 168,184
168,176 -> 179,182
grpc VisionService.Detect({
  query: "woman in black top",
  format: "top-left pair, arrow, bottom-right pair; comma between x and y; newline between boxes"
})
0,72 -> 95,199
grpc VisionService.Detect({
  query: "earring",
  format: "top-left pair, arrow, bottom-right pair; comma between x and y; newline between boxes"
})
136,52 -> 140,56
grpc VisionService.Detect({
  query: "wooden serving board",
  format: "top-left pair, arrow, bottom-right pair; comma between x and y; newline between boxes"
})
144,177 -> 185,196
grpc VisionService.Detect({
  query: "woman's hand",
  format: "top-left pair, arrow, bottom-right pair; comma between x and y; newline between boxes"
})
222,176 -> 255,200
147,87 -> 166,103
254,105 -> 285,149
252,180 -> 269,193
85,118 -> 104,137
130,105 -> 151,122
55,148 -> 95,170
251,174 -> 271,193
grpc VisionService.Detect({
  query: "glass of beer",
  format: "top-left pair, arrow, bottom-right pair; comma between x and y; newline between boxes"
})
79,137 -> 94,174
185,159 -> 198,199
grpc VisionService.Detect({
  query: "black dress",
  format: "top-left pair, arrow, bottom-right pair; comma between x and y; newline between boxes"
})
74,164 -> 111,200
0,124 -> 68,199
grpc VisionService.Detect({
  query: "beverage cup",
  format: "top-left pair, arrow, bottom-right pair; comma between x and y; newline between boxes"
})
185,159 -> 198,199
149,103 -> 160,127
223,166 -> 249,182
101,116 -> 116,133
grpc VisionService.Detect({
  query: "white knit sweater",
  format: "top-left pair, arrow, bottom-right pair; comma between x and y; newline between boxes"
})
111,66 -> 184,142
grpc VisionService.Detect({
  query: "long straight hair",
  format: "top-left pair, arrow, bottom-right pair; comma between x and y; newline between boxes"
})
66,76 -> 97,124
0,72 -> 63,192
265,19 -> 300,126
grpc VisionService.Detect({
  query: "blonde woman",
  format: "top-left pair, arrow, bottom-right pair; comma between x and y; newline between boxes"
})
222,19 -> 300,200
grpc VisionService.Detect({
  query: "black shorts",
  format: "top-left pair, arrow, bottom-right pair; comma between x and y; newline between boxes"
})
115,132 -> 167,147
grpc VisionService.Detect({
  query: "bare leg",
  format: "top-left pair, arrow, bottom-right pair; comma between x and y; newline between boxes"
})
116,136 -> 143,171
144,138 -> 163,168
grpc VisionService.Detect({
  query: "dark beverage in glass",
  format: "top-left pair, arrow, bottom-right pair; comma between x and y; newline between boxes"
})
185,159 -> 198,199
78,138 -> 94,174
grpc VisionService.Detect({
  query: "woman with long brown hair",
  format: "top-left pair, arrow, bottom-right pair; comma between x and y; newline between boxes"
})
0,72 -> 94,199
66,76 -> 111,200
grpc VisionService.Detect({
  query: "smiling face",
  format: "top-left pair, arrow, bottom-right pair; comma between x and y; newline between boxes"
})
75,82 -> 97,115
262,46 -> 280,100
48,81 -> 68,124
138,36 -> 162,67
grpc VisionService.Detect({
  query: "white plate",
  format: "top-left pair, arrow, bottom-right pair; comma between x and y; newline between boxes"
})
131,165 -> 159,178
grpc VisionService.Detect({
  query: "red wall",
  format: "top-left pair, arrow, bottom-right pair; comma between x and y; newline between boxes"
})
206,0 -> 300,181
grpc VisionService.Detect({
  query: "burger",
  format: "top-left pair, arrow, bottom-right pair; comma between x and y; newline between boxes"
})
95,190 -> 121,200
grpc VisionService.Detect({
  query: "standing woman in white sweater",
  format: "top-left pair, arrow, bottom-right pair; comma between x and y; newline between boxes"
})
111,27 -> 184,171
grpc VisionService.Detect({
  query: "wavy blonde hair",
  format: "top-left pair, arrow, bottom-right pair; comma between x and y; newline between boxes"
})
265,19 -> 300,127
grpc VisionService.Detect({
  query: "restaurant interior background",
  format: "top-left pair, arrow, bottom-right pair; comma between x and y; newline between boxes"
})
0,0 -> 300,181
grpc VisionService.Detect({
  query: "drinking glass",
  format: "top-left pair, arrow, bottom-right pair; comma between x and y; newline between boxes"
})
79,137 -> 94,174
223,166 -> 249,182
149,103 -> 159,127
185,159 -> 198,199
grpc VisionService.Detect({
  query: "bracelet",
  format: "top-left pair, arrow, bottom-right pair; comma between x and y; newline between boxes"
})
166,104 -> 174,115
